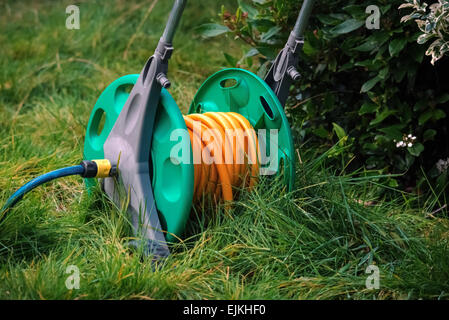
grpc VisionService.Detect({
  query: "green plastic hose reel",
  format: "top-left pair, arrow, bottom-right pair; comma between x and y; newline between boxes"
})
83,69 -> 295,242
84,74 -> 194,243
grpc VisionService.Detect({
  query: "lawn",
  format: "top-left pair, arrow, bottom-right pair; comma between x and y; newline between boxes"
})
0,0 -> 448,300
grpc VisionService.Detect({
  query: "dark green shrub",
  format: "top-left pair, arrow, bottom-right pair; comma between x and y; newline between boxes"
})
199,0 -> 449,198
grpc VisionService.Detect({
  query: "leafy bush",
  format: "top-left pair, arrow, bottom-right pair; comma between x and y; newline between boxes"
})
199,0 -> 449,197
401,0 -> 449,65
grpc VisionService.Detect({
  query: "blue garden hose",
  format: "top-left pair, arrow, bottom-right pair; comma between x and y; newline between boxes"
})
1,165 -> 84,214
1,160 -> 115,221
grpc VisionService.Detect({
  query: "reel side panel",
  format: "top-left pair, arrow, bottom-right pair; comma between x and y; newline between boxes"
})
189,68 -> 295,190
83,74 -> 194,242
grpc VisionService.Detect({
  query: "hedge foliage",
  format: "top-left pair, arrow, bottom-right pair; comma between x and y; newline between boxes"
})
401,0 -> 449,65
199,0 -> 449,197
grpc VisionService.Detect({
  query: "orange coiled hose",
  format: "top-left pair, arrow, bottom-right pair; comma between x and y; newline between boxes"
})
183,112 -> 260,202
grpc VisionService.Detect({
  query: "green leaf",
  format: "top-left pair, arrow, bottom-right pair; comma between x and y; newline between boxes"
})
249,19 -> 276,31
419,110 -> 433,125
359,102 -> 378,115
352,32 -> 391,53
433,109 -> 446,120
438,93 -> 449,104
196,23 -> 230,38
353,40 -> 378,52
260,26 -> 282,43
242,48 -> 259,59
343,5 -> 366,20
423,129 -> 437,141
380,4 -> 392,14
418,108 -> 445,124
414,99 -> 428,112
333,122 -> 347,141
393,67 -> 407,83
378,67 -> 389,80
398,3 -> 415,10
408,143 -> 424,157
417,33 -> 434,44
387,178 -> 399,188
303,41 -> 318,56
369,109 -> 395,126
328,13 -> 348,21
378,124 -> 404,141
313,126 -> 329,138
238,0 -> 258,18
361,76 -> 381,93
316,14 -> 342,26
328,56 -> 337,72
330,19 -> 364,35
224,53 -> 238,67
256,46 -> 277,59
355,60 -> 373,68
257,60 -> 271,79
389,38 -> 407,57
323,92 -> 335,110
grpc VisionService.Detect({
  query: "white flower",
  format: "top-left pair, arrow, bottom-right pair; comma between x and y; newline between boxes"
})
396,133 -> 417,149
436,158 -> 449,174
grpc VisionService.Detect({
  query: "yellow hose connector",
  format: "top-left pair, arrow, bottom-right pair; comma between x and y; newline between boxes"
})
93,159 -> 112,178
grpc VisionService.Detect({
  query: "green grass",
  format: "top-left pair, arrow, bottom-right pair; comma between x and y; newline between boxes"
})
1,0 -> 449,300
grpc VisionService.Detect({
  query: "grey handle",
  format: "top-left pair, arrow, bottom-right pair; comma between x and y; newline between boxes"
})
292,0 -> 315,38
162,0 -> 188,43
263,0 -> 315,107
